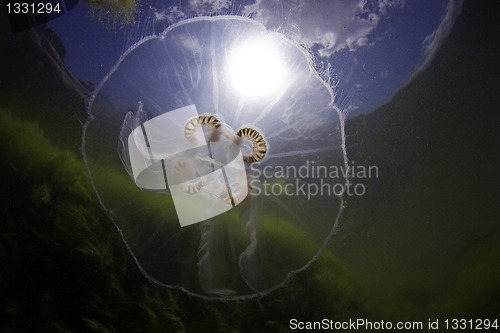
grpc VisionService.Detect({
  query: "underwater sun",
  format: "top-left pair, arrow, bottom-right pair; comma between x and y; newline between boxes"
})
227,36 -> 289,99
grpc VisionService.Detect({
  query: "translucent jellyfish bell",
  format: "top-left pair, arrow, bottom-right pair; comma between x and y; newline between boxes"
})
84,16 -> 346,299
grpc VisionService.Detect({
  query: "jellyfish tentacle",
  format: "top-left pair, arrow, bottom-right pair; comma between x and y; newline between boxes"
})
236,127 -> 268,163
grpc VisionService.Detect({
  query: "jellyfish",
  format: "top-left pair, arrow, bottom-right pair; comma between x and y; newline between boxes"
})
84,16 -> 347,299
